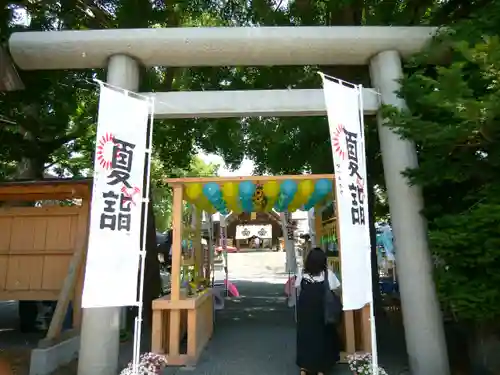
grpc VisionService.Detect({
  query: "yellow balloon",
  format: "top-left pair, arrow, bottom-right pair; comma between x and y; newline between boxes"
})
289,195 -> 300,208
198,195 -> 210,208
185,183 -> 202,202
198,201 -> 214,214
263,181 -> 279,198
226,199 -> 240,213
222,182 -> 242,213
205,205 -> 216,214
230,203 -> 242,214
263,181 -> 280,211
183,188 -> 193,203
289,180 -> 314,208
298,180 -> 314,201
221,182 -> 237,199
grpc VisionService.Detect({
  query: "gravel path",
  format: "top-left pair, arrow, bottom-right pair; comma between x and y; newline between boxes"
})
163,252 -> 409,375
161,279 -> 408,375
164,280 -> 304,375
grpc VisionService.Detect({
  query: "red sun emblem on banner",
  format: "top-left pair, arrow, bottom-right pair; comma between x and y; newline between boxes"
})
96,132 -> 115,170
332,123 -> 346,160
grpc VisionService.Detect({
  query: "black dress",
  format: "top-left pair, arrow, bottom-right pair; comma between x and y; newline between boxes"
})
296,276 -> 340,374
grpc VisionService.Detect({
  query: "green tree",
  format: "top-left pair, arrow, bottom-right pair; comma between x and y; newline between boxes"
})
0,0 -> 227,333
152,155 -> 219,232
384,2 -> 500,371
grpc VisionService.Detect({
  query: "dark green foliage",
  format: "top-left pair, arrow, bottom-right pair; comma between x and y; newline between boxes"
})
385,1 -> 500,322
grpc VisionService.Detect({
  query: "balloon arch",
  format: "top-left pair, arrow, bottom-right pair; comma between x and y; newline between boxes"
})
182,177 -> 334,215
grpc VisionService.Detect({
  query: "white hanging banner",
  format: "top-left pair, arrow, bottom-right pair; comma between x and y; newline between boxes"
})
321,76 -> 372,311
308,209 -> 317,248
235,224 -> 272,239
82,85 -> 150,308
219,215 -> 227,249
280,212 -> 297,274
207,214 -> 214,270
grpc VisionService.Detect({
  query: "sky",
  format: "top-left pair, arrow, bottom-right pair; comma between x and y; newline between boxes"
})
197,152 -> 256,177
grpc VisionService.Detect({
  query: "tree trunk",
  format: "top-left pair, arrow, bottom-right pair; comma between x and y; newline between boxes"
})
14,156 -> 45,180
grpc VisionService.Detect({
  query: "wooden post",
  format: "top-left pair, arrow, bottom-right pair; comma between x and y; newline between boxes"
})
171,185 -> 183,301
361,304 -> 372,351
151,309 -> 163,353
314,208 -> 322,250
168,185 -> 184,359
44,242 -> 86,341
42,199 -> 90,345
206,213 -> 213,281
194,207 -> 202,280
73,199 -> 91,329
334,187 -> 356,354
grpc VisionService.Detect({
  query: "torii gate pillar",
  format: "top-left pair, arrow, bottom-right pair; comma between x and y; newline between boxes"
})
370,50 -> 450,375
77,54 -> 140,375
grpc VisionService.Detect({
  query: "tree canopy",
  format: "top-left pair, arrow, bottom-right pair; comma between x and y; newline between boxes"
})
385,1 -> 500,324
2,0 -> 487,180
152,155 -> 219,232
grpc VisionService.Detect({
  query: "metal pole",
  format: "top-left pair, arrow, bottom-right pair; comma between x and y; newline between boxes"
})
358,84 -> 379,375
131,96 -> 154,373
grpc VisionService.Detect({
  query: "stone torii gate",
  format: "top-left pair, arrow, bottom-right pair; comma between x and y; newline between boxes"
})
7,26 -> 449,375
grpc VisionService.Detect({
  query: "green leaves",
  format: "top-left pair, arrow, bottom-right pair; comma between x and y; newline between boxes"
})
151,155 -> 219,231
386,3 -> 500,322
431,203 -> 500,321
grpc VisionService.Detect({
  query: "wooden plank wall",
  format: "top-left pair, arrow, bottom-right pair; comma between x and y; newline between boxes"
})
0,205 -> 89,302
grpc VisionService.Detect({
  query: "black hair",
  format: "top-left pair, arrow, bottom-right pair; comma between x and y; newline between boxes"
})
304,247 -> 327,276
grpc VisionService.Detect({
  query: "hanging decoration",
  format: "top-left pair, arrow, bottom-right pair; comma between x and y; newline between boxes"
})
203,182 -> 229,215
263,181 -> 280,211
238,181 -> 256,213
274,179 -> 298,212
252,184 -> 267,211
288,179 -> 314,212
221,182 -> 241,213
185,183 -> 202,202
304,178 -> 333,210
183,178 -> 333,214
185,183 -> 215,213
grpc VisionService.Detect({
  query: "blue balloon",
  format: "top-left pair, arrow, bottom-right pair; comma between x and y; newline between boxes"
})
242,200 -> 253,213
203,182 -> 221,199
239,181 -> 256,198
203,183 -> 230,214
304,179 -> 333,210
281,179 -> 298,197
313,179 -> 332,199
274,180 -> 298,211
239,181 -> 255,213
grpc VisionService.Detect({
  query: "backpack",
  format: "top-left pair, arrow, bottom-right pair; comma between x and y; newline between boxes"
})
323,270 -> 343,325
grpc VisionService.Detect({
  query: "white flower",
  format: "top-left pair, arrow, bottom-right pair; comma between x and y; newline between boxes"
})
119,352 -> 167,375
